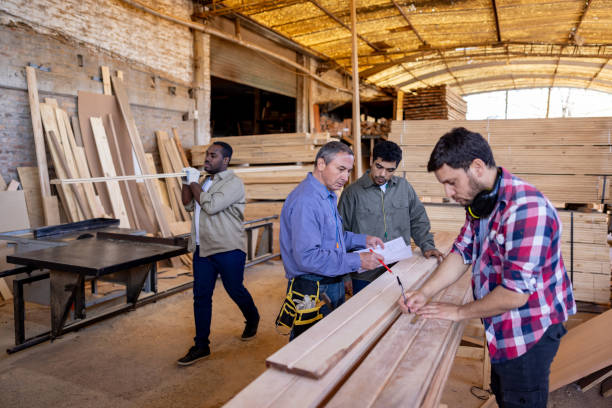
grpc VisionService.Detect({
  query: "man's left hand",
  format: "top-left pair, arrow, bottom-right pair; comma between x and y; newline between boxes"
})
423,248 -> 445,264
365,235 -> 384,249
416,301 -> 464,321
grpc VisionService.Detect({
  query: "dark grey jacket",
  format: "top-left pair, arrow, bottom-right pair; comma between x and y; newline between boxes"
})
338,171 -> 435,281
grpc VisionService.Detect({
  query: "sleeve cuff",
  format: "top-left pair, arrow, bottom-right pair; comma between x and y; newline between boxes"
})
451,244 -> 472,264
348,252 -> 362,272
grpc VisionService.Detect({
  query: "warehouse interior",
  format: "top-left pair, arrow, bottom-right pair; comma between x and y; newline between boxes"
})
0,1 -> 611,407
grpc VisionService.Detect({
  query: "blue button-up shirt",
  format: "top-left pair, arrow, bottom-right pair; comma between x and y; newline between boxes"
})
280,173 -> 366,279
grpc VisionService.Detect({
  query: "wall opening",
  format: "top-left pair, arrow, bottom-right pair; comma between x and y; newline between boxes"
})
211,76 -> 296,137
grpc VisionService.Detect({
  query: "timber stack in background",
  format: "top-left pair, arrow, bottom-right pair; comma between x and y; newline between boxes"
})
390,118 -> 612,305
401,85 -> 467,120
190,132 -> 336,253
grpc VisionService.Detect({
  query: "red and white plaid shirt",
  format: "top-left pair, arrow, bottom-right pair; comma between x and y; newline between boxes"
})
452,167 -> 576,363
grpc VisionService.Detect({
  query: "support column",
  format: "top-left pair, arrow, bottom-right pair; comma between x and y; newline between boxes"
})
308,57 -> 316,133
350,0 -> 363,176
194,31 -> 211,146
296,54 -> 309,133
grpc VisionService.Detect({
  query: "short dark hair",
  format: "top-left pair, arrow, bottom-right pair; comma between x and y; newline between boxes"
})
372,140 -> 402,166
315,141 -> 353,165
427,127 -> 496,172
212,141 -> 233,160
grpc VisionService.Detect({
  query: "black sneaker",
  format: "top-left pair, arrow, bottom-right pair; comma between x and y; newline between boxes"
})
240,316 -> 259,341
177,345 -> 210,366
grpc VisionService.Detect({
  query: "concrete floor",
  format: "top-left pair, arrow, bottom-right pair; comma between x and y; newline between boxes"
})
0,260 -> 609,407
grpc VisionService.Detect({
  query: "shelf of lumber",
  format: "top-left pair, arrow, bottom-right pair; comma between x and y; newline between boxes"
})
390,118 -> 612,205
225,232 -> 472,407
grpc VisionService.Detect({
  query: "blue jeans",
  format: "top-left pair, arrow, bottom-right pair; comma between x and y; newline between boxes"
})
192,247 -> 259,348
490,323 -> 566,408
351,278 -> 370,295
288,275 -> 345,340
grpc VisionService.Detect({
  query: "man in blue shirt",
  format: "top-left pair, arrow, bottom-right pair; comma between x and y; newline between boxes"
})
280,141 -> 384,338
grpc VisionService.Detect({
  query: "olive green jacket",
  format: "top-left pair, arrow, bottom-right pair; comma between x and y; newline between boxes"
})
338,171 -> 435,281
184,169 -> 247,257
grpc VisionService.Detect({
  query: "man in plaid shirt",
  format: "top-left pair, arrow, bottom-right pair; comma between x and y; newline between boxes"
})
399,127 -> 575,408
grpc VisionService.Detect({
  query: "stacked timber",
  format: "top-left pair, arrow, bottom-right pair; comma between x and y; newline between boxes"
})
423,203 -> 611,305
391,118 -> 612,205
361,117 -> 391,137
191,133 -> 333,165
402,85 -> 467,120
225,232 -> 472,408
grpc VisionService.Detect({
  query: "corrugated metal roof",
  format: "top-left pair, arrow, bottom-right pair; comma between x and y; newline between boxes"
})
201,0 -> 612,95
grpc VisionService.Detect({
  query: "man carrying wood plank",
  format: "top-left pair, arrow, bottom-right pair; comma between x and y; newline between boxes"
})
399,127 -> 576,408
177,141 -> 259,366
338,140 -> 443,294
278,141 -> 384,339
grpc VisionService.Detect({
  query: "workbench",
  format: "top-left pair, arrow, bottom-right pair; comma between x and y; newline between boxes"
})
1,218 -> 187,352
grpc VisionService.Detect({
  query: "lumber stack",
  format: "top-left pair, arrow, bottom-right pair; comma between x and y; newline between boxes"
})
391,118 -> 612,205
361,118 -> 391,137
190,133 -> 334,166
225,232 -> 472,407
423,203 -> 611,305
402,85 -> 467,120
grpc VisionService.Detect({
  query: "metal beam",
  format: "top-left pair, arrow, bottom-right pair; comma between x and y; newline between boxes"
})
587,58 -> 610,89
391,0 -> 427,45
491,0 -> 502,43
571,0 -> 594,42
394,58 -> 612,89
350,0 -> 363,177
309,0 -> 382,53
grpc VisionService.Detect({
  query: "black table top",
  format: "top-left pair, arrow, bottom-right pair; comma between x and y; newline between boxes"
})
7,237 -> 186,276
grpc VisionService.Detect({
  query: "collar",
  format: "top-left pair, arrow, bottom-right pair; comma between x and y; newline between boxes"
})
202,168 -> 233,183
357,170 -> 398,189
306,172 -> 335,200
497,167 -> 513,205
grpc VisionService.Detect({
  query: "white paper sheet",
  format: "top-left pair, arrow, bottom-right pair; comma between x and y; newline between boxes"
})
355,237 -> 412,273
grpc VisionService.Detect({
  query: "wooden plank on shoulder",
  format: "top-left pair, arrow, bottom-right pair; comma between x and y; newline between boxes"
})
111,76 -> 171,237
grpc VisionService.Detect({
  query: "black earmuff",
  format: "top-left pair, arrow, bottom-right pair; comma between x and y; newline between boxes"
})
466,168 -> 502,219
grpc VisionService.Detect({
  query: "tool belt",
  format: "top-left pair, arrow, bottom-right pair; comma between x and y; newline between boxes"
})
275,277 -> 324,337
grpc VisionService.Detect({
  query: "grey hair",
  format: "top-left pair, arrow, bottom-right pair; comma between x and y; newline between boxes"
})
315,141 -> 354,166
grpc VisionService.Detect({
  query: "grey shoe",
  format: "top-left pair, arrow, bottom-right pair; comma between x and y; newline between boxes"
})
177,346 -> 210,366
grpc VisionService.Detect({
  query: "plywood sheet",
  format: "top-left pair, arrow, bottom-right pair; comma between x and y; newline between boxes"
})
0,191 -> 31,232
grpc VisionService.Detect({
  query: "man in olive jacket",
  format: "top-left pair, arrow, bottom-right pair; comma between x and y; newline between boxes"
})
338,140 -> 443,294
177,141 -> 259,366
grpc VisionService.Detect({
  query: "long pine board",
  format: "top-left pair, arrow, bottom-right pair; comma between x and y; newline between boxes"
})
265,232 -> 456,378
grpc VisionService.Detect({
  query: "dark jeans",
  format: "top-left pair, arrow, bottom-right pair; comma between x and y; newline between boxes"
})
351,278 -> 370,295
289,275 -> 345,340
490,323 -> 566,408
192,246 -> 259,348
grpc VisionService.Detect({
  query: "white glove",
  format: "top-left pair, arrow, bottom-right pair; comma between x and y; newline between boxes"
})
186,167 -> 200,184
181,167 -> 190,185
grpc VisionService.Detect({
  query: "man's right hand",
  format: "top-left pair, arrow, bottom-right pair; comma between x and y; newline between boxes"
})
398,290 -> 428,314
359,251 -> 383,270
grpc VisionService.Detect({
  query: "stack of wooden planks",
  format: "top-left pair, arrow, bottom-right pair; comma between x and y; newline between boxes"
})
422,203 -> 611,305
191,133 -> 334,166
225,232 -> 473,407
401,85 -> 467,120
361,118 -> 391,137
391,118 -> 612,205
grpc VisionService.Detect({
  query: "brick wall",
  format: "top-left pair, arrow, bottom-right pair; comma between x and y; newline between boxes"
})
0,0 -> 193,83
0,23 -> 194,182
